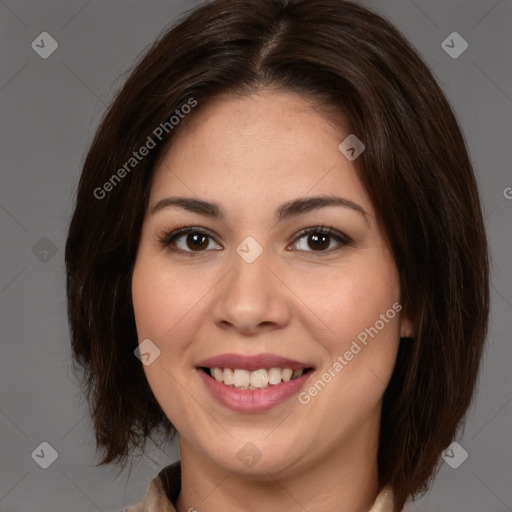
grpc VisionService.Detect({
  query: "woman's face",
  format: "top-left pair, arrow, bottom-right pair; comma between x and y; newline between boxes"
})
132,90 -> 412,477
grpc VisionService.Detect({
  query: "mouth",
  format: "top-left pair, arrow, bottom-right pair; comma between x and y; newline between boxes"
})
195,353 -> 315,412
199,366 -> 314,390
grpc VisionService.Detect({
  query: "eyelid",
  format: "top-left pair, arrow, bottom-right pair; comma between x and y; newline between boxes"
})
158,225 -> 215,246
158,225 -> 220,257
157,225 -> 352,256
291,226 -> 352,246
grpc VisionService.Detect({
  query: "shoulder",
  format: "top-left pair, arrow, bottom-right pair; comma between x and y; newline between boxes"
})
121,461 -> 181,512
370,486 -> 397,512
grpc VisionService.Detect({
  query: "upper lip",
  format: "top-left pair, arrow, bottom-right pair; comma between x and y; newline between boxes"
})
196,353 -> 314,371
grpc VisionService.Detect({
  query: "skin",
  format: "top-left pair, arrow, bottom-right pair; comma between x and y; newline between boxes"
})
131,89 -> 413,512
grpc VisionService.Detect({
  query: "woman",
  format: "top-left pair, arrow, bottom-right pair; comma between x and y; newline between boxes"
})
65,1 -> 490,511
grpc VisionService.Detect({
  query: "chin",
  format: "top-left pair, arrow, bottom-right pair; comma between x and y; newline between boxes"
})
202,438 -> 307,479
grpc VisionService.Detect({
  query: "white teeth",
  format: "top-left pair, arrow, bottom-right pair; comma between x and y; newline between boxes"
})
250,369 -> 269,388
292,369 -> 303,379
281,368 -> 293,382
208,367 -> 306,389
223,367 -> 234,385
233,369 -> 250,388
268,367 -> 282,385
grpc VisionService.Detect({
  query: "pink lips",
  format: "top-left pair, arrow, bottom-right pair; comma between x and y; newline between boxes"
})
196,353 -> 314,412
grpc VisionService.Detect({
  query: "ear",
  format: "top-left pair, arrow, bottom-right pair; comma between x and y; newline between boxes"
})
399,311 -> 415,338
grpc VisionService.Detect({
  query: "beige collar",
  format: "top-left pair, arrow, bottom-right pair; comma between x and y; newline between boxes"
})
124,461 -> 396,512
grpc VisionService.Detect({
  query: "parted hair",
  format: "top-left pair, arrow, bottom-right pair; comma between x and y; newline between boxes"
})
65,1 -> 490,510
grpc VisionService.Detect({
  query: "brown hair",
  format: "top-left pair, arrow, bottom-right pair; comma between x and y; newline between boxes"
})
65,0 -> 489,509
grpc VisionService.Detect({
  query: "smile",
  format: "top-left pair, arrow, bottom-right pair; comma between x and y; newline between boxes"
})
196,353 -> 315,412
206,367 -> 307,389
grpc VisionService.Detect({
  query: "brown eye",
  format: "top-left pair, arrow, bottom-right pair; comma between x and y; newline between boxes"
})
307,233 -> 330,251
291,227 -> 351,254
185,233 -> 209,251
159,227 -> 222,255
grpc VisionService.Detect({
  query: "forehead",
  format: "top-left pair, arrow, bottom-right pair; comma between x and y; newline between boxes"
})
150,90 -> 372,216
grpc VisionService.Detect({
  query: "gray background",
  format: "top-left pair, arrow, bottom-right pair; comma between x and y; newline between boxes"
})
0,0 -> 510,511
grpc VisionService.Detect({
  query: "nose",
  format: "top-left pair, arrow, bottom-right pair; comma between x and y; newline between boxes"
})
210,247 -> 291,335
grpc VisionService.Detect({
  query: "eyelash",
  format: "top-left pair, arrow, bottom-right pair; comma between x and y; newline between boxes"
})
157,225 -> 352,257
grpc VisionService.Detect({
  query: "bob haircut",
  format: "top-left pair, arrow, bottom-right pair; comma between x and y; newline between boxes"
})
65,0 -> 490,510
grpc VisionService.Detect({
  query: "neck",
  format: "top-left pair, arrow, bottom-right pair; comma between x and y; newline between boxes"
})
175,423 -> 381,512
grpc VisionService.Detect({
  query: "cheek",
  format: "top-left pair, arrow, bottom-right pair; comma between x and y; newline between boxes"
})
131,254 -> 206,424
295,260 -> 402,429
292,249 -> 401,352
131,252 -> 208,342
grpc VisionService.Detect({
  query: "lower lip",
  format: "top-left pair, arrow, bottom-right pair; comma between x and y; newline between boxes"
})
197,369 -> 312,412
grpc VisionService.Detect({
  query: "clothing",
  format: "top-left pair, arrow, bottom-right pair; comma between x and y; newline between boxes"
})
122,460 -> 396,512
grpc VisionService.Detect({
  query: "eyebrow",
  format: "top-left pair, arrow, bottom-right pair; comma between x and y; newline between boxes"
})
150,195 -> 369,223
